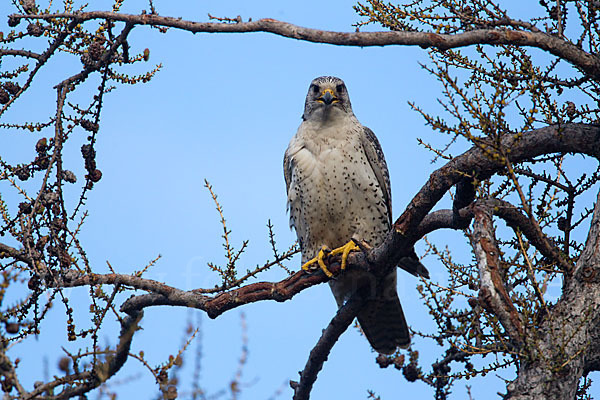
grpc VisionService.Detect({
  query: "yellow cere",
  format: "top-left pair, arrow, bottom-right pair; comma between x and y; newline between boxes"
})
318,88 -> 339,103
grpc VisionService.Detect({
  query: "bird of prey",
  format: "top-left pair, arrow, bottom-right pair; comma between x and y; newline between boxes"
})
284,76 -> 427,354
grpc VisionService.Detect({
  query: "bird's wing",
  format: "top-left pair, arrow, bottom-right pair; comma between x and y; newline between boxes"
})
283,148 -> 293,195
361,126 -> 430,279
359,126 -> 393,227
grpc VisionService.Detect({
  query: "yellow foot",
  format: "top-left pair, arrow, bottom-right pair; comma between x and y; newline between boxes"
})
329,239 -> 360,271
301,240 -> 360,278
302,245 -> 332,277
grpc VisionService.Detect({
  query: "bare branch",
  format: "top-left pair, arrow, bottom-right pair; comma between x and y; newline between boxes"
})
24,310 -> 143,400
40,123 -> 599,322
291,294 -> 366,400
416,198 -> 572,272
10,12 -> 600,80
0,48 -> 41,59
388,123 -> 600,262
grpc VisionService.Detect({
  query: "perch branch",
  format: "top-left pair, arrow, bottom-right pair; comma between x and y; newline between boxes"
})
27,123 -> 600,320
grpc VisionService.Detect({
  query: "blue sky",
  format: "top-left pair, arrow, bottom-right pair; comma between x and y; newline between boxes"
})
0,1 -> 598,399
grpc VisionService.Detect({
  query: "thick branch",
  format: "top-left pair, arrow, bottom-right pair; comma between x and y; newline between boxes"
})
53,267 -> 334,319
10,12 -> 600,80
452,177 -> 476,228
0,242 -> 31,265
42,124 -> 600,320
505,188 -> 600,399
417,198 -> 572,271
385,123 -> 600,265
470,205 -> 524,343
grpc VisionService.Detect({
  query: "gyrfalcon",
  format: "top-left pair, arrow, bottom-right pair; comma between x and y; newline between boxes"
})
284,76 -> 427,354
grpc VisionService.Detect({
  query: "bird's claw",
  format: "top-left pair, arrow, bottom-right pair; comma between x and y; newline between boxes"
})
301,246 -> 333,277
301,240 -> 360,278
329,239 -> 360,271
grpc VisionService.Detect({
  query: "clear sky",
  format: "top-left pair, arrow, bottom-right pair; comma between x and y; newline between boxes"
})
0,1 -> 598,399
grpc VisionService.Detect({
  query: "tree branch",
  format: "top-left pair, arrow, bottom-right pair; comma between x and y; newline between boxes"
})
416,198 -> 572,272
0,242 -> 31,265
52,267 -> 333,319
0,19 -> 78,118
55,22 -> 134,89
470,205 -> 524,344
23,310 -> 143,400
9,12 -> 600,80
385,123 -> 599,266
290,294 -> 366,400
39,123 -> 599,321
0,48 -> 41,59
505,188 -> 600,399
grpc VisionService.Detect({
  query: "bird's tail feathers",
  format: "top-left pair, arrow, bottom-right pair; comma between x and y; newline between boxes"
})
357,292 -> 410,355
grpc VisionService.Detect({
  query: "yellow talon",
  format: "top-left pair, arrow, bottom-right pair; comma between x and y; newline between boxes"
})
316,247 -> 330,275
302,245 -> 333,277
329,240 -> 360,270
301,240 -> 360,277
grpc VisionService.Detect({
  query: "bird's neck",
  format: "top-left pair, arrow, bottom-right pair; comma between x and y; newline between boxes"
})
300,111 -> 359,147
306,107 -> 353,127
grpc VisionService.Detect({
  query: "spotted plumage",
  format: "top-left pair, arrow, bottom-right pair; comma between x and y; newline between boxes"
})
284,76 -> 414,354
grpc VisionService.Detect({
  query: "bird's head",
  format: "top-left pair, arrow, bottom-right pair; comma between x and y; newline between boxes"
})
302,76 -> 353,120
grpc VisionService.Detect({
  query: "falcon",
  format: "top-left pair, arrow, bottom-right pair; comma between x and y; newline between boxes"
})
284,76 -> 427,354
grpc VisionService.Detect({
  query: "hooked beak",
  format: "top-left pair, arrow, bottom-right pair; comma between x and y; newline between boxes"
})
318,89 -> 338,105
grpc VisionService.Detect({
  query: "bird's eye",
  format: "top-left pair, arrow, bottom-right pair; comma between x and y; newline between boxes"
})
336,84 -> 345,93
311,84 -> 320,94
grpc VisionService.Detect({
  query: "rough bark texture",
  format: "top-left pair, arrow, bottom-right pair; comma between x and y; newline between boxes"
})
471,206 -> 525,343
505,188 -> 600,399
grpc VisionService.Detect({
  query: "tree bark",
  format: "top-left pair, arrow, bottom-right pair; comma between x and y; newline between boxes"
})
506,187 -> 600,399
11,12 -> 600,80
